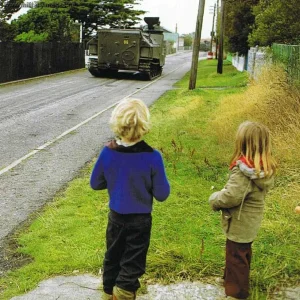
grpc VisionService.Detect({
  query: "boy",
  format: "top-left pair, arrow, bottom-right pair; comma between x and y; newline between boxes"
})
90,98 -> 170,300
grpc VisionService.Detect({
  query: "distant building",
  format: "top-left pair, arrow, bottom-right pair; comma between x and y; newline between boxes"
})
142,24 -> 179,51
177,36 -> 211,51
162,28 -> 179,50
178,37 -> 184,50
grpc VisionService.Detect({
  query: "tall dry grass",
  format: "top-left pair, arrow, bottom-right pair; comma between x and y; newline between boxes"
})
210,65 -> 300,161
209,63 -> 300,214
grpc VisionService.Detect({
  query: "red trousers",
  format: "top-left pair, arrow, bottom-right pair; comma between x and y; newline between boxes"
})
224,239 -> 252,299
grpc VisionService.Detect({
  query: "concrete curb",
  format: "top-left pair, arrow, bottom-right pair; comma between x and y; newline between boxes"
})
10,275 -> 226,300
10,274 -> 300,300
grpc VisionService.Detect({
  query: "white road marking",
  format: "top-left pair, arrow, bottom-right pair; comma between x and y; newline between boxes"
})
0,64 -> 185,176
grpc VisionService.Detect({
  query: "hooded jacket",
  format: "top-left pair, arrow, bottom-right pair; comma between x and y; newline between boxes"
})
209,160 -> 274,243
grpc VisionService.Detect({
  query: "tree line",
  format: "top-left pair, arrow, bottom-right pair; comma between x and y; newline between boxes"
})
0,0 -> 145,42
223,0 -> 300,55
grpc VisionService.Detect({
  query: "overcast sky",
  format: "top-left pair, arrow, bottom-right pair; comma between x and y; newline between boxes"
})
14,0 -> 217,38
137,0 -> 217,37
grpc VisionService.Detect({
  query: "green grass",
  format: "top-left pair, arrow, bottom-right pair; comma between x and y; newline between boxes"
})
175,60 -> 249,88
0,60 -> 299,300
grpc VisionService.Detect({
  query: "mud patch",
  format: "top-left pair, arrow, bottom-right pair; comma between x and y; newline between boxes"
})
0,234 -> 33,277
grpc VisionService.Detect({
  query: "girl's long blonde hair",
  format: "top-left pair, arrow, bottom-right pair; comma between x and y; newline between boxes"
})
230,121 -> 276,176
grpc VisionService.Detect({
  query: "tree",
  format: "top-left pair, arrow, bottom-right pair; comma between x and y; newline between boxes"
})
13,7 -> 73,42
35,0 -> 145,39
14,29 -> 49,42
0,19 -> 16,41
0,0 -> 24,21
249,0 -> 300,46
97,0 -> 145,28
34,0 -> 104,39
0,0 -> 24,41
224,0 -> 259,55
183,34 -> 193,47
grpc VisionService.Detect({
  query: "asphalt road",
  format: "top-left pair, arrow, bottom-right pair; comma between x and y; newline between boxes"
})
0,51 -> 204,274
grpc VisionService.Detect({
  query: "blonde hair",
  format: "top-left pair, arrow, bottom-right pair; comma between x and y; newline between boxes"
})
110,98 -> 151,142
231,121 -> 276,176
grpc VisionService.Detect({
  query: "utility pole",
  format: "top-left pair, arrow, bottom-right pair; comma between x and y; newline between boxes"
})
215,0 -> 219,60
189,0 -> 206,90
217,0 -> 225,74
209,3 -> 216,53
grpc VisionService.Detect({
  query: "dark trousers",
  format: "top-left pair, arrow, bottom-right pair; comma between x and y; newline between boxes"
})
224,239 -> 252,299
103,210 -> 152,294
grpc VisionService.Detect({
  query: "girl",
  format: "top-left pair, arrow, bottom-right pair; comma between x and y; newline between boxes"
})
90,98 -> 170,300
209,121 -> 276,299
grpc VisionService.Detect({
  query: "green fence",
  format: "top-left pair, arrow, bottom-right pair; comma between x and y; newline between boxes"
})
226,53 -> 232,63
272,43 -> 300,81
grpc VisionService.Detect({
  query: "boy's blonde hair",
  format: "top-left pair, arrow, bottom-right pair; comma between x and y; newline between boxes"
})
231,121 -> 276,176
110,98 -> 151,142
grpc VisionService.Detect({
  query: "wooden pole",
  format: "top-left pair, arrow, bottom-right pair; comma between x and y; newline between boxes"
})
189,0 -> 206,90
210,4 -> 216,52
217,0 -> 225,74
215,0 -> 219,60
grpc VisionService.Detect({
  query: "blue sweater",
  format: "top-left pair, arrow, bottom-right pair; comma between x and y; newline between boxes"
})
90,140 -> 170,214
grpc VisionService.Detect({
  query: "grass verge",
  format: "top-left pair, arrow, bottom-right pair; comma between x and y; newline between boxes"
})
0,60 -> 299,300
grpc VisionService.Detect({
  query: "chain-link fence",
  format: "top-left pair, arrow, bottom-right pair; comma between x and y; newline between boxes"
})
272,43 -> 300,82
247,46 -> 270,80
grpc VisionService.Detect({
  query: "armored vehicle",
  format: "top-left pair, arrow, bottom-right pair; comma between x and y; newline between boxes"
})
87,17 -> 166,80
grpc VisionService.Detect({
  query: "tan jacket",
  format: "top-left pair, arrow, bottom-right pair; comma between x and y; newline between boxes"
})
209,163 -> 274,243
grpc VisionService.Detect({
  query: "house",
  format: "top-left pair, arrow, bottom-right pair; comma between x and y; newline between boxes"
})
162,27 -> 179,50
